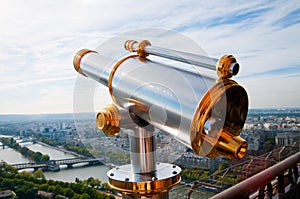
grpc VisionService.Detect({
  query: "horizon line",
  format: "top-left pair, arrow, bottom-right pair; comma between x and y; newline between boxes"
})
1,107 -> 300,116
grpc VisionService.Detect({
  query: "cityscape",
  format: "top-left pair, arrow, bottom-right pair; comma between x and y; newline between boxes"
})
1,1 -> 299,198
0,108 -> 299,198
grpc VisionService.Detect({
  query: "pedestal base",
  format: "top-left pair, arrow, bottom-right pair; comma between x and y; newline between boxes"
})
107,163 -> 181,199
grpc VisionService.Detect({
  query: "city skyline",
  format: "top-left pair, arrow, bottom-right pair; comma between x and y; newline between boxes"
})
1,0 -> 300,114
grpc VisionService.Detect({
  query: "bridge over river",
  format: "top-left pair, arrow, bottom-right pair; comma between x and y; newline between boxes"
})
9,157 -> 104,171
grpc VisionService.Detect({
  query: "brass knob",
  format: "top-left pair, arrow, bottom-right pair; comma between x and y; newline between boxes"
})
96,104 -> 121,136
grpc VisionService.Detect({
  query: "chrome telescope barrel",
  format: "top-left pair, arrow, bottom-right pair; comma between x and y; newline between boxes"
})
73,42 -> 248,161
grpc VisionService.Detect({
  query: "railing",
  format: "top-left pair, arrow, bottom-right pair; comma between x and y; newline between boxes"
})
209,152 -> 300,199
55,157 -> 102,164
10,157 -> 104,170
12,162 -> 47,170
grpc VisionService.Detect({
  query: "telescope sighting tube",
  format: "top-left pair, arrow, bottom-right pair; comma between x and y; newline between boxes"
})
125,40 -> 239,78
73,40 -> 248,161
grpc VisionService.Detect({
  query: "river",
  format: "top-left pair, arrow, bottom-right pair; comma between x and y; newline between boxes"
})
0,137 -> 110,183
0,136 -> 215,198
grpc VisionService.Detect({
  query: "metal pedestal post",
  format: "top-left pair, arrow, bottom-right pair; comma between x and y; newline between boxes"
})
107,125 -> 181,199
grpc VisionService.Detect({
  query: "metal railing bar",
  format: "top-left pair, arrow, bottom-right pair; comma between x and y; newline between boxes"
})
209,152 -> 300,199
267,182 -> 273,199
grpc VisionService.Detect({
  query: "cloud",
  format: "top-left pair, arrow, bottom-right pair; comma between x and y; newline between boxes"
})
238,74 -> 300,109
273,7 -> 300,29
0,0 -> 299,113
0,76 -> 75,91
238,65 -> 300,79
180,1 -> 300,76
0,78 -> 76,114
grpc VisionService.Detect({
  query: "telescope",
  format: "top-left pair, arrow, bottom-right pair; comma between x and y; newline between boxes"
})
73,37 -> 248,198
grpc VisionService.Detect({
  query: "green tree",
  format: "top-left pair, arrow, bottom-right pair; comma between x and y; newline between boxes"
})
33,169 -> 45,179
85,177 -> 101,188
33,152 -> 43,162
18,171 -> 33,181
0,163 -> 111,199
64,188 -> 75,198
0,178 -> 15,190
80,193 -> 91,199
48,185 -> 56,193
54,184 -> 63,195
20,147 -> 29,156
15,185 -> 36,199
12,142 -> 21,150
40,154 -> 50,162
71,194 -> 81,199
39,183 -> 49,191
69,183 -> 82,194
0,164 -> 18,176
47,179 -> 56,186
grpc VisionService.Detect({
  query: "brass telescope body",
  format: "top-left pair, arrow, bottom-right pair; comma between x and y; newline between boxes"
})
73,39 -> 249,198
73,40 -> 248,160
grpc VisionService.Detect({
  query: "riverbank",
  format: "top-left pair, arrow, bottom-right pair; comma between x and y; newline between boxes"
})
0,137 -> 50,162
0,138 -> 111,181
36,139 -> 116,169
36,141 -> 84,158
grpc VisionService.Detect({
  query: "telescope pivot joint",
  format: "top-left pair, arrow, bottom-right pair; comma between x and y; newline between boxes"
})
125,40 -> 151,60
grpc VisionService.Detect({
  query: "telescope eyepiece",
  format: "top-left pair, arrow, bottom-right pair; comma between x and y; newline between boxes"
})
230,63 -> 240,76
217,55 -> 239,79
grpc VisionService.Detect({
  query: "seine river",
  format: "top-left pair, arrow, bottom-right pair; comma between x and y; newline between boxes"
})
0,136 -> 216,198
0,136 -> 110,183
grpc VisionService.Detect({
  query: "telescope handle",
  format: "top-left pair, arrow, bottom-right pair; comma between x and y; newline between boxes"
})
125,40 -> 240,79
125,40 -> 219,71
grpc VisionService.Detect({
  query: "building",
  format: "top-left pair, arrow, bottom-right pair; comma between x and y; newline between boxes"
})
275,132 -> 300,146
42,127 -> 50,137
0,190 -> 17,199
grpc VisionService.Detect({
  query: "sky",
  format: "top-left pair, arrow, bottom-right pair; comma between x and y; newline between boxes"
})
0,0 -> 299,114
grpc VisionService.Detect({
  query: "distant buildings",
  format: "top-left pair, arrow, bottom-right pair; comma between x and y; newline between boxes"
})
175,152 -> 222,172
275,132 -> 300,146
0,119 -> 82,147
42,127 -> 50,137
0,109 -> 299,167
241,111 -> 300,151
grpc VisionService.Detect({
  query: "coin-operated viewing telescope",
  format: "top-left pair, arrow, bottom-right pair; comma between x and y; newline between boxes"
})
73,38 -> 248,198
